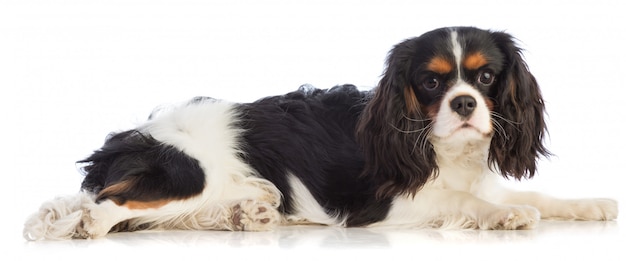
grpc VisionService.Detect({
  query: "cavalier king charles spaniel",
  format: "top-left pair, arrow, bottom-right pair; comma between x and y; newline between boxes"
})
24,27 -> 618,240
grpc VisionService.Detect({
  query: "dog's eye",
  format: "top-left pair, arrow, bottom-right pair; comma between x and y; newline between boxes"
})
477,70 -> 495,86
422,77 -> 440,90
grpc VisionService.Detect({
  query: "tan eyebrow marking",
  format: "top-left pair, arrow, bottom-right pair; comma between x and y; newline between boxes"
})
427,56 -> 453,74
463,52 -> 488,70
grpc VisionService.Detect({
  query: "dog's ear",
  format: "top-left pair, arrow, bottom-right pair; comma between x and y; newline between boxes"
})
356,39 -> 437,199
489,32 -> 551,180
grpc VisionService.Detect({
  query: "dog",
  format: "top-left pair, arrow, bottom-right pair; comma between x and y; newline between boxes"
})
24,27 -> 618,240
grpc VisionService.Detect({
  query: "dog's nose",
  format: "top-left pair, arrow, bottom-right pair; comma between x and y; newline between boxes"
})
450,95 -> 476,117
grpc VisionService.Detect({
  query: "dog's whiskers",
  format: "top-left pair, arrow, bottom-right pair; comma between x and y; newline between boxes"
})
402,113 -> 430,122
389,123 -> 430,134
490,112 -> 517,141
491,118 -> 509,141
415,124 -> 433,157
491,112 -> 521,127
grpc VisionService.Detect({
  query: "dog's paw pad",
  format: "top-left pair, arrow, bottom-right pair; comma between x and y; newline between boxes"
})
231,200 -> 280,231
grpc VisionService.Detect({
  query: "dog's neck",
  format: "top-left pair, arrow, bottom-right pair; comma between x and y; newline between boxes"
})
427,135 -> 493,191
431,135 -> 491,167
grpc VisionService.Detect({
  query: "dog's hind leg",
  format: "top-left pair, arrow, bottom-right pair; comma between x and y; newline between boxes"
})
23,192 -> 176,240
24,192 -> 94,240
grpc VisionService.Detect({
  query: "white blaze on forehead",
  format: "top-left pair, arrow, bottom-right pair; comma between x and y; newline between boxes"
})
450,30 -> 463,79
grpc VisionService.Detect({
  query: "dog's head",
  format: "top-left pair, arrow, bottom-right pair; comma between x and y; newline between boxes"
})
357,27 -> 550,198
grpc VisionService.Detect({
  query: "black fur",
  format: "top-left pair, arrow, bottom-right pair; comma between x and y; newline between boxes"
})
79,130 -> 206,205
238,85 -> 392,226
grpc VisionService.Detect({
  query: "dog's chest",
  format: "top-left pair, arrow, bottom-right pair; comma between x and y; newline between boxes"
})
429,140 -> 490,192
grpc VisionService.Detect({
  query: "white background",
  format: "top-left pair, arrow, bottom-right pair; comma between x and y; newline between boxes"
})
1,0 -> 625,259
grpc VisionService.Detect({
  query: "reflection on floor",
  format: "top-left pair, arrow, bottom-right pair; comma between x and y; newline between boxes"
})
18,220 -> 624,261
97,220 -> 617,248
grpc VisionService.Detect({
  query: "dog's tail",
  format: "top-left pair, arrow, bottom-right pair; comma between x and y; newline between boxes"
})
23,192 -> 95,241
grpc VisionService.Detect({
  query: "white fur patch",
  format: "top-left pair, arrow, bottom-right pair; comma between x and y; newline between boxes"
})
450,29 -> 463,79
286,174 -> 342,226
142,100 -> 256,199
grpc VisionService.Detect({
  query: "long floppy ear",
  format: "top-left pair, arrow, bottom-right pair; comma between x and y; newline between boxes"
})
356,39 -> 437,199
489,32 -> 551,180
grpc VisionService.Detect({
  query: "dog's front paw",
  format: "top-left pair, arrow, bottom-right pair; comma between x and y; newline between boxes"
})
563,198 -> 618,221
230,200 -> 280,231
479,205 -> 540,230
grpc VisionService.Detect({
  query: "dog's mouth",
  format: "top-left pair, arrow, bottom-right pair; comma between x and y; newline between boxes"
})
445,122 -> 493,139
455,123 -> 481,133
431,109 -> 494,140
460,122 -> 473,128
